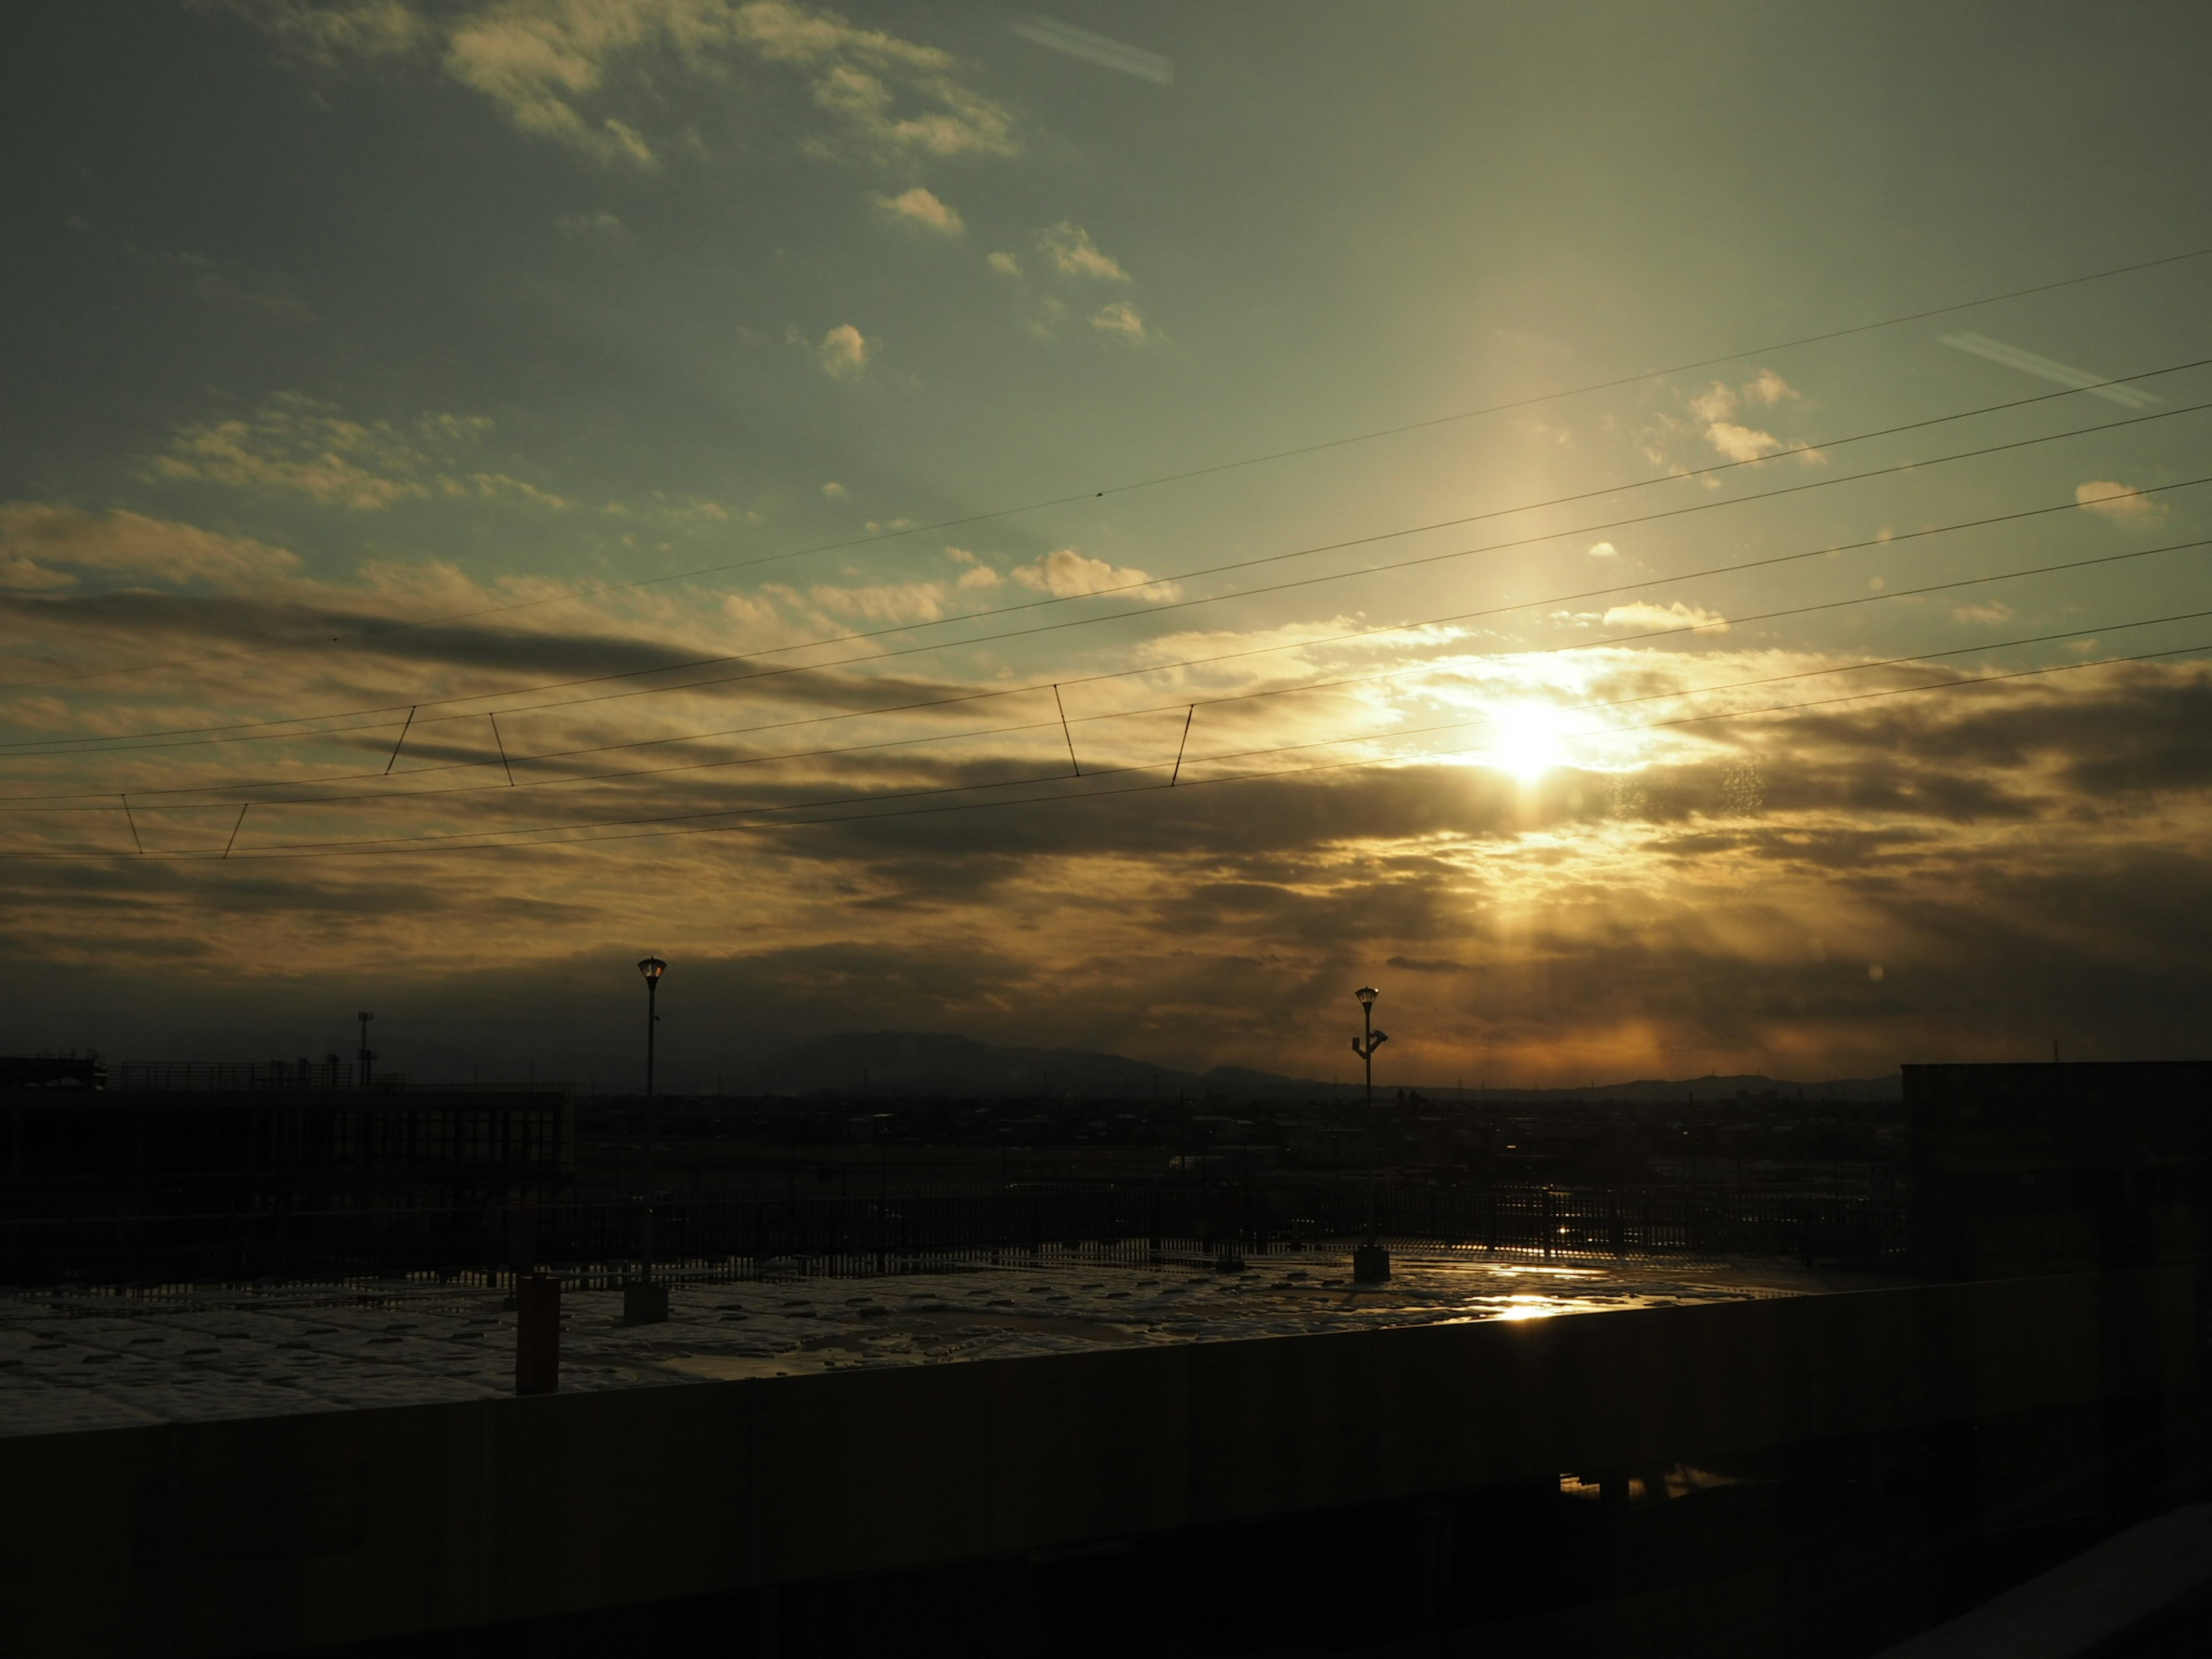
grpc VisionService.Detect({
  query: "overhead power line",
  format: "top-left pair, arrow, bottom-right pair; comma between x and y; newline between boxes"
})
10,603 -> 2207,860
7,372 -> 2206,765
3,244 -> 2207,698
12,514 -> 2206,817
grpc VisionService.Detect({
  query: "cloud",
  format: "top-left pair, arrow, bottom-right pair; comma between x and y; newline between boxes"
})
986,250 -> 1022,278
1037,221 -> 1131,282
1687,381 -> 1738,423
204,0 -> 1017,169
821,480 -> 846,498
2075,479 -> 2168,527
1940,331 -> 2163,410
1587,541 -> 1618,559
147,393 -> 521,509
868,185 -> 962,234
554,210 -> 630,243
802,580 -> 947,624
1952,601 -> 2016,626
1601,600 -> 1729,634
0,505 -> 302,592
127,248 -> 315,320
1090,301 -> 1150,342
190,0 -> 426,64
1703,421 -> 1786,464
945,546 -> 1003,589
1683,372 -> 1820,466
1009,548 -> 1176,600
816,324 -> 870,380
1742,368 -> 1800,407
1006,14 -> 1172,85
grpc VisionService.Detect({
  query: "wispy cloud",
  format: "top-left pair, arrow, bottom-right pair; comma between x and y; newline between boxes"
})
1601,600 -> 1729,634
868,185 -> 962,234
204,0 -> 1018,169
2075,479 -> 2168,526
1007,14 -> 1172,86
1037,221 -> 1131,283
0,505 -> 302,593
126,247 -> 315,320
146,394 -> 530,510
189,0 -> 427,64
554,210 -> 630,243
1685,371 -> 1821,466
1939,331 -> 2163,408
1010,548 -> 1176,600
1090,301 -> 1150,342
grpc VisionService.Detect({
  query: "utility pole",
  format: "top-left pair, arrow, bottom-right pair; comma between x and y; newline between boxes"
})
357,1011 -> 375,1089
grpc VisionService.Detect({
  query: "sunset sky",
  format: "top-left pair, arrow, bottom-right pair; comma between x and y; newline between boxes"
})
3,1 -> 2209,1089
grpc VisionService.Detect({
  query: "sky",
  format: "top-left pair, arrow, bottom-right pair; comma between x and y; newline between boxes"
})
3,0 -> 2210,1090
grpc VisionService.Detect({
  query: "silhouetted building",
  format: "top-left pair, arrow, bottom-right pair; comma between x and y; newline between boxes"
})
0,1088 -> 573,1215
0,1054 -> 105,1090
1907,1060 -> 2212,1278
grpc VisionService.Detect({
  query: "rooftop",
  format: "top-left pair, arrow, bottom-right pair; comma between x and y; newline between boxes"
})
1,1250 -> 1853,1440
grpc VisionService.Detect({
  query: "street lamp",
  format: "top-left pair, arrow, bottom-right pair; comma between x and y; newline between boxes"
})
1349,984 -> 1392,1283
630,956 -> 669,1326
1350,986 -> 1388,1106
637,956 -> 666,1178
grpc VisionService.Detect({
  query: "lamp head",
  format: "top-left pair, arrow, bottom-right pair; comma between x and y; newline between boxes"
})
1355,986 -> 1378,1009
637,955 -> 667,983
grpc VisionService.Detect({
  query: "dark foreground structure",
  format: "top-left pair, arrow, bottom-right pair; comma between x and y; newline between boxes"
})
2,1264 -> 2203,1657
3,1059 -> 2207,1656
0,1089 -> 573,1216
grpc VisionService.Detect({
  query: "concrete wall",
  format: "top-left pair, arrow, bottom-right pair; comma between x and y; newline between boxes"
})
1,1267 -> 2199,1658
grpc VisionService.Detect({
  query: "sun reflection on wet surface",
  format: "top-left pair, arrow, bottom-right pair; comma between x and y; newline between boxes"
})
2,1251 -> 1834,1435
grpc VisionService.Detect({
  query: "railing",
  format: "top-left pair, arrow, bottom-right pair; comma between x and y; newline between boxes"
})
0,1179 -> 1906,1290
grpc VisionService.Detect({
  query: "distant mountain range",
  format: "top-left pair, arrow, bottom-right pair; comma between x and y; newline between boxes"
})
744,1030 -> 1901,1104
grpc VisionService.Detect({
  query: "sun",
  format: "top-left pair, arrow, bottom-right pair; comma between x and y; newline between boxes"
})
1491,703 -> 1571,783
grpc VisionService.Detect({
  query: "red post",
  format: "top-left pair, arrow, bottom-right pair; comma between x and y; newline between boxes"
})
515,1272 -> 560,1396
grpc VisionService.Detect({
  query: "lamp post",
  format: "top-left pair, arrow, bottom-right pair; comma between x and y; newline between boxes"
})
1349,986 -> 1392,1281
629,956 -> 669,1325
1350,986 -> 1388,1105
637,955 -> 666,1186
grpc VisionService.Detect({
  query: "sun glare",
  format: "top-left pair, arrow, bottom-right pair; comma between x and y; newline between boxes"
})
1491,703 -> 1571,783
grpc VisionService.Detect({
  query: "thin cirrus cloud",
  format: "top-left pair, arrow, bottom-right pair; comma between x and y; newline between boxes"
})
145,393 -> 566,510
1938,331 -> 2164,408
1007,14 -> 1173,86
1600,600 -> 1729,633
0,503 -> 302,593
200,0 -> 1019,168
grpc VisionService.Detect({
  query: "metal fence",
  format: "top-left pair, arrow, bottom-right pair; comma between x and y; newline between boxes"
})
0,1179 -> 1906,1290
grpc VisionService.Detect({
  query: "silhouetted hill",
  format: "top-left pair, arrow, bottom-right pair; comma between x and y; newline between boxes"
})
741,1031 -> 1899,1104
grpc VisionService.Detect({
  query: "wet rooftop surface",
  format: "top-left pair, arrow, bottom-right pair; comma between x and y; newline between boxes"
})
1,1252 -> 1861,1438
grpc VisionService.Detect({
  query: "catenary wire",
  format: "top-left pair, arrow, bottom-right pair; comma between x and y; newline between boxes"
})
14,518 -> 2207,816
12,603 -> 2207,858
5,243 -> 2205,696
7,373 -> 2207,766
